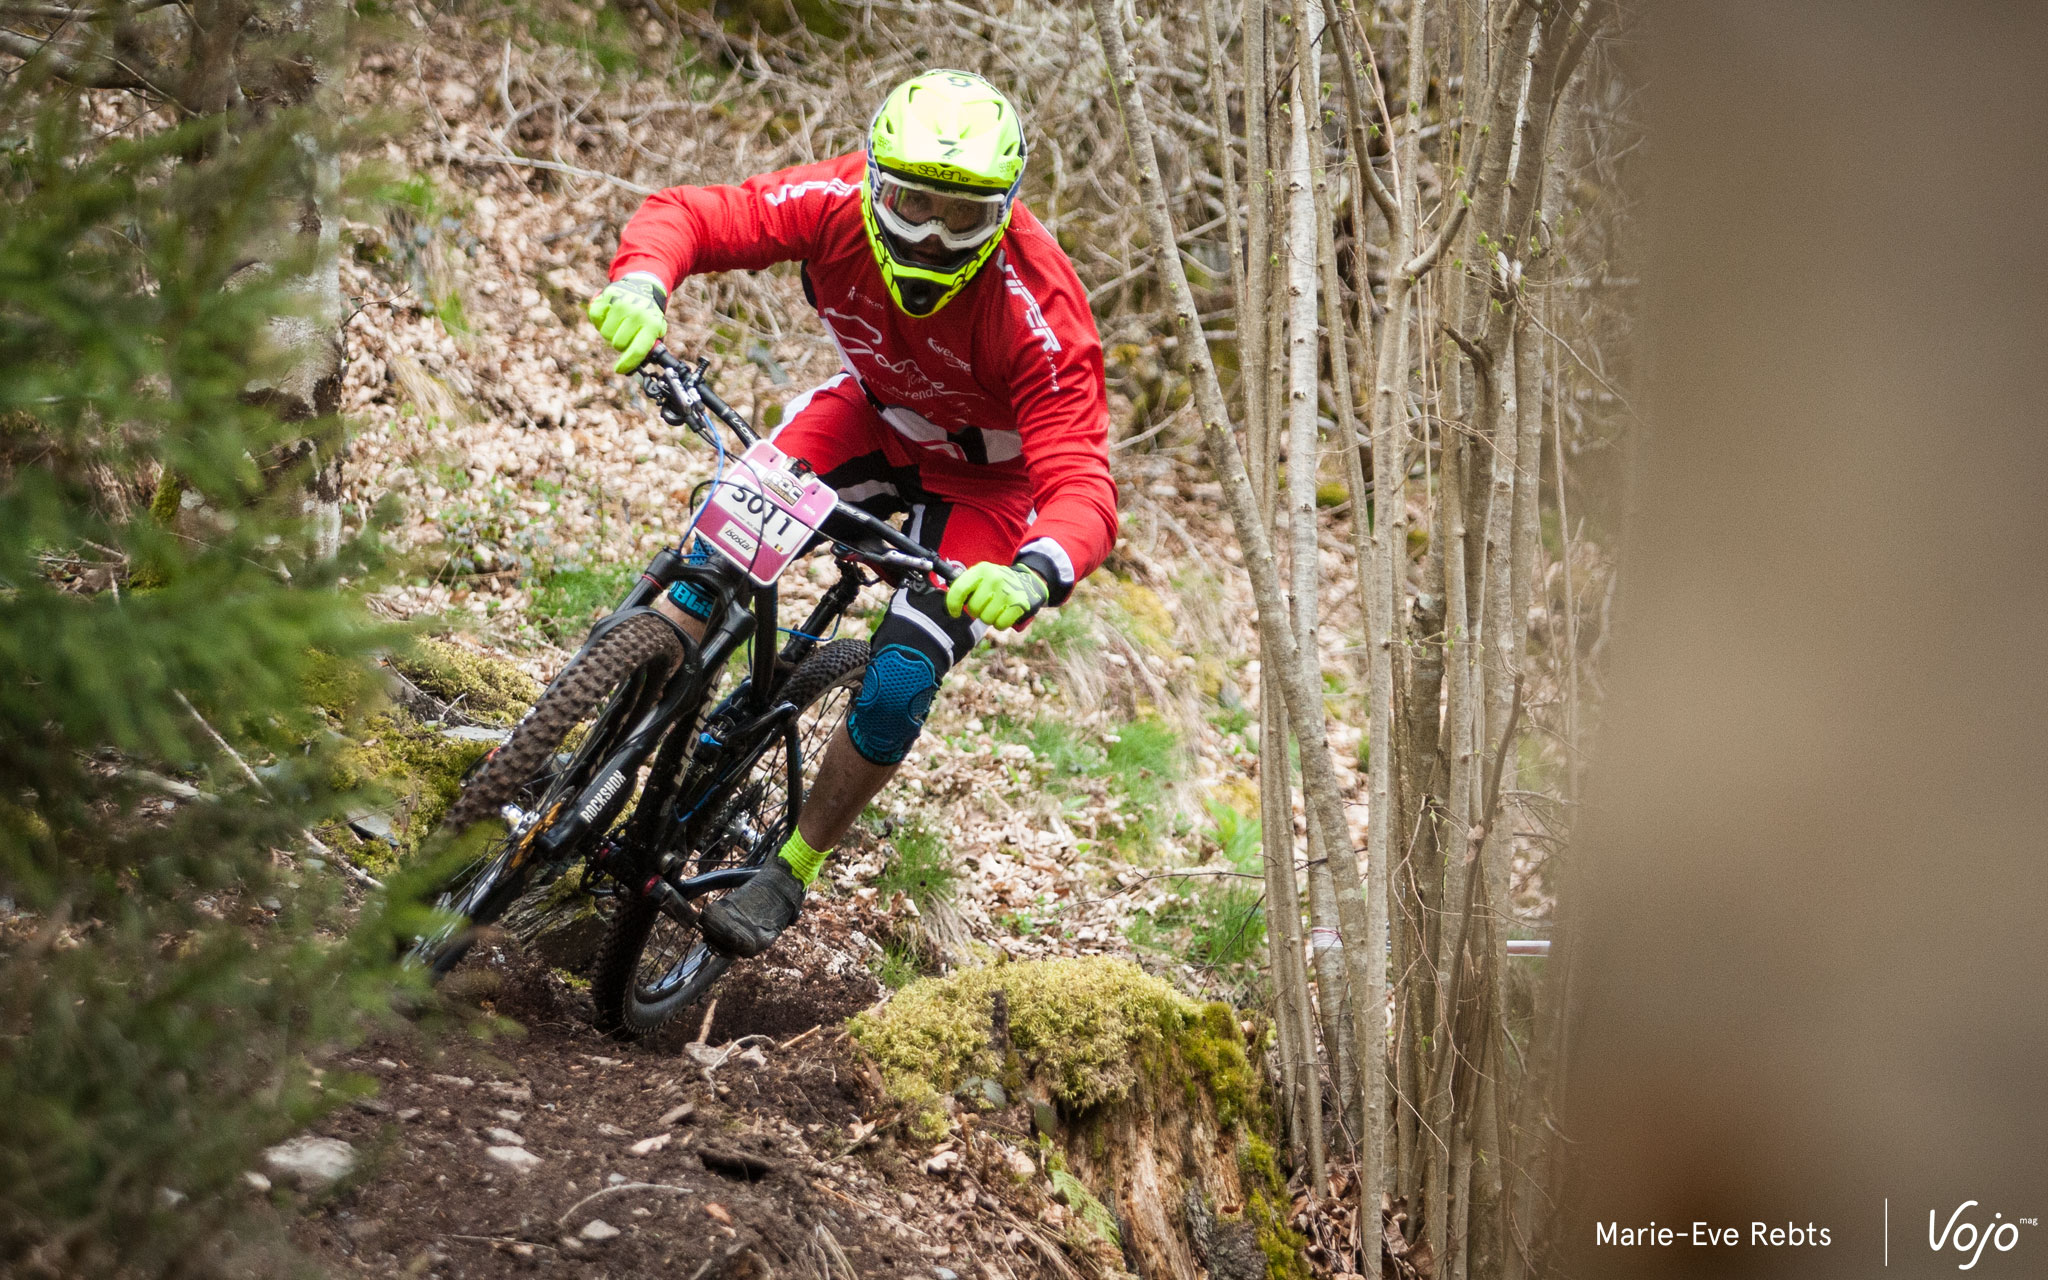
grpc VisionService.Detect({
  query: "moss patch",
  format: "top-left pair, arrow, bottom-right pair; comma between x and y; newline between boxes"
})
329,711 -> 494,870
1050,1167 -> 1121,1249
389,636 -> 537,726
1232,1133 -> 1311,1279
303,647 -> 386,721
849,957 -> 1257,1142
1249,1189 -> 1313,1280
1107,580 -> 1176,661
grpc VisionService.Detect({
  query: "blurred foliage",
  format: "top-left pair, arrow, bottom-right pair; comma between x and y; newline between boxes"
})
0,55 -> 439,1279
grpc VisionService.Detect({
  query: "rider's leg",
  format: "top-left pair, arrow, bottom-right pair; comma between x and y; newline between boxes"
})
795,724 -> 897,851
700,579 -> 982,956
700,491 -> 1024,956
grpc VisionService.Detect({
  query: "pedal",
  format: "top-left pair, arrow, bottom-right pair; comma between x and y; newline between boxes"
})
643,874 -> 701,928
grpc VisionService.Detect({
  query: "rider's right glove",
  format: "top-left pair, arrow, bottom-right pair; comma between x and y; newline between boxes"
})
586,273 -> 668,374
945,561 -> 1050,631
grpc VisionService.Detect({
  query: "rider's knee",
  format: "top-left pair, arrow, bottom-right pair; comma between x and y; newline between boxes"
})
845,584 -> 982,765
846,643 -> 940,765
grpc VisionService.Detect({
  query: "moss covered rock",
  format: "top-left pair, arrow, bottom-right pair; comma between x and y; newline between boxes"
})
329,711 -> 495,872
850,956 -> 1234,1136
308,636 -> 537,872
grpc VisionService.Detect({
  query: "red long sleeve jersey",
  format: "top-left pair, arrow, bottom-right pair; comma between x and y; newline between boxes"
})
609,151 -> 1119,590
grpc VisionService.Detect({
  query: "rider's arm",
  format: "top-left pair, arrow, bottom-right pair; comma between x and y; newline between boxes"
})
608,152 -> 866,291
996,217 -> 1120,605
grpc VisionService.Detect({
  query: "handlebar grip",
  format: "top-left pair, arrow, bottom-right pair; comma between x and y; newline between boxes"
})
934,558 -> 966,584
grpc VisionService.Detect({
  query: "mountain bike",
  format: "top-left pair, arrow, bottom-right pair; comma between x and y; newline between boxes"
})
404,345 -> 960,1039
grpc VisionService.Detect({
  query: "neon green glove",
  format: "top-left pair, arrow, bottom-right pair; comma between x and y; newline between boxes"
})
945,562 -> 1050,630
586,274 -> 668,374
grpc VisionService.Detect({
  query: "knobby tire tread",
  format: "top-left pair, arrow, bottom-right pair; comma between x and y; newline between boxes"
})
412,612 -> 683,980
443,611 -> 684,832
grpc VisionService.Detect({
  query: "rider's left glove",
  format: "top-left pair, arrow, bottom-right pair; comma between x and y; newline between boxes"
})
587,273 -> 668,374
945,561 -> 1050,631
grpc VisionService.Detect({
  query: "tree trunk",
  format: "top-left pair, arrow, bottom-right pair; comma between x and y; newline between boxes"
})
1093,3 -> 1380,1213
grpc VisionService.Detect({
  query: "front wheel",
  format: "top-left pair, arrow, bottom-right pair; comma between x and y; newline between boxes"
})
406,611 -> 684,980
591,638 -> 868,1037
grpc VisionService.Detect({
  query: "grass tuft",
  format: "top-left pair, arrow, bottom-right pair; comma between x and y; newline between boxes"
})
873,817 -> 955,911
530,562 -> 638,645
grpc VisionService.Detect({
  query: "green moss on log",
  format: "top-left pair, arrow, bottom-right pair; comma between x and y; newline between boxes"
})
1234,1134 -> 1311,1279
1050,1167 -> 1121,1250
1249,1190 -> 1312,1280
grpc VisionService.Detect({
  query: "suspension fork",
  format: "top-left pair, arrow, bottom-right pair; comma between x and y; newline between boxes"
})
538,601 -> 753,864
608,594 -> 757,854
750,582 -> 778,694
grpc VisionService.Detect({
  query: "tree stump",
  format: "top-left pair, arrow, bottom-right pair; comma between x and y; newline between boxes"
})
850,957 -> 1309,1280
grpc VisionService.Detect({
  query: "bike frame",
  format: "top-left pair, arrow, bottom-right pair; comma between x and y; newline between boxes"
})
503,346 -> 960,930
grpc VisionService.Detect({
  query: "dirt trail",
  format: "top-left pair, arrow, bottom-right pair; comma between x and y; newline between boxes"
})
295,904 -> 1076,1280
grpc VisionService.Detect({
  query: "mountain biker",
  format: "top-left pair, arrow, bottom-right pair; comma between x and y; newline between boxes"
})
585,69 -> 1119,959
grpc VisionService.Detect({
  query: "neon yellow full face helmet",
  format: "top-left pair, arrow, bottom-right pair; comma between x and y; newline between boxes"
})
862,70 -> 1027,317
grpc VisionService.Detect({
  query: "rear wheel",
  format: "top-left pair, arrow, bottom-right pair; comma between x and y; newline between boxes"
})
407,612 -> 685,980
591,638 -> 868,1037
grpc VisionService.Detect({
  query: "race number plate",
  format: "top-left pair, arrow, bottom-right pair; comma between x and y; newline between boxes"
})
693,441 -> 837,586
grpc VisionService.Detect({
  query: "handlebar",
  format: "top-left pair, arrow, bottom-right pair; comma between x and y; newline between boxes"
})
634,345 -> 965,585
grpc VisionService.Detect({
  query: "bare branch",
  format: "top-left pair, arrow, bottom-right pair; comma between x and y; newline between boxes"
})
437,145 -> 657,197
0,26 -> 149,89
0,0 -> 171,19
1325,0 -> 1400,226
1403,191 -> 1471,277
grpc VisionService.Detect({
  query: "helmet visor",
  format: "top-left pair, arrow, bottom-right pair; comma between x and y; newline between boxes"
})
874,173 -> 1010,253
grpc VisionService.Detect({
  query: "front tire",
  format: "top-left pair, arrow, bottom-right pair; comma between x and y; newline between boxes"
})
407,611 -> 685,980
591,638 -> 868,1037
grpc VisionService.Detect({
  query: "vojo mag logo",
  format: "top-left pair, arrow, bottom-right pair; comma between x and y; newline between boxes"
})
1924,1201 -> 2038,1271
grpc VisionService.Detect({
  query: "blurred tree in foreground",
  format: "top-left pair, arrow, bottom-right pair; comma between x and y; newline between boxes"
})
0,40 -> 411,1278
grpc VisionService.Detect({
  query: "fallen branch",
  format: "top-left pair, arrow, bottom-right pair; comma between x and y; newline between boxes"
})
555,1181 -> 692,1228
438,145 -> 657,197
448,1234 -> 558,1253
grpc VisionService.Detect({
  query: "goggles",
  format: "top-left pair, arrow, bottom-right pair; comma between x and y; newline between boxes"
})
872,171 -> 1012,253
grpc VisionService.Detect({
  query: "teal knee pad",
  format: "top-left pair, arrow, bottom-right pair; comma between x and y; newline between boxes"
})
846,644 -> 939,765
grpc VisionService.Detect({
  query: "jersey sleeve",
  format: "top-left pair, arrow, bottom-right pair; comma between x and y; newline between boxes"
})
995,233 -> 1121,602
608,153 -> 865,289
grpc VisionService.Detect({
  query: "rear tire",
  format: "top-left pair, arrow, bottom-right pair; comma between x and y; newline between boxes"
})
407,612 -> 685,980
591,638 -> 868,1037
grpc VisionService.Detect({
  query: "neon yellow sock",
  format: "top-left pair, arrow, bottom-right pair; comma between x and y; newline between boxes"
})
778,828 -> 828,887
